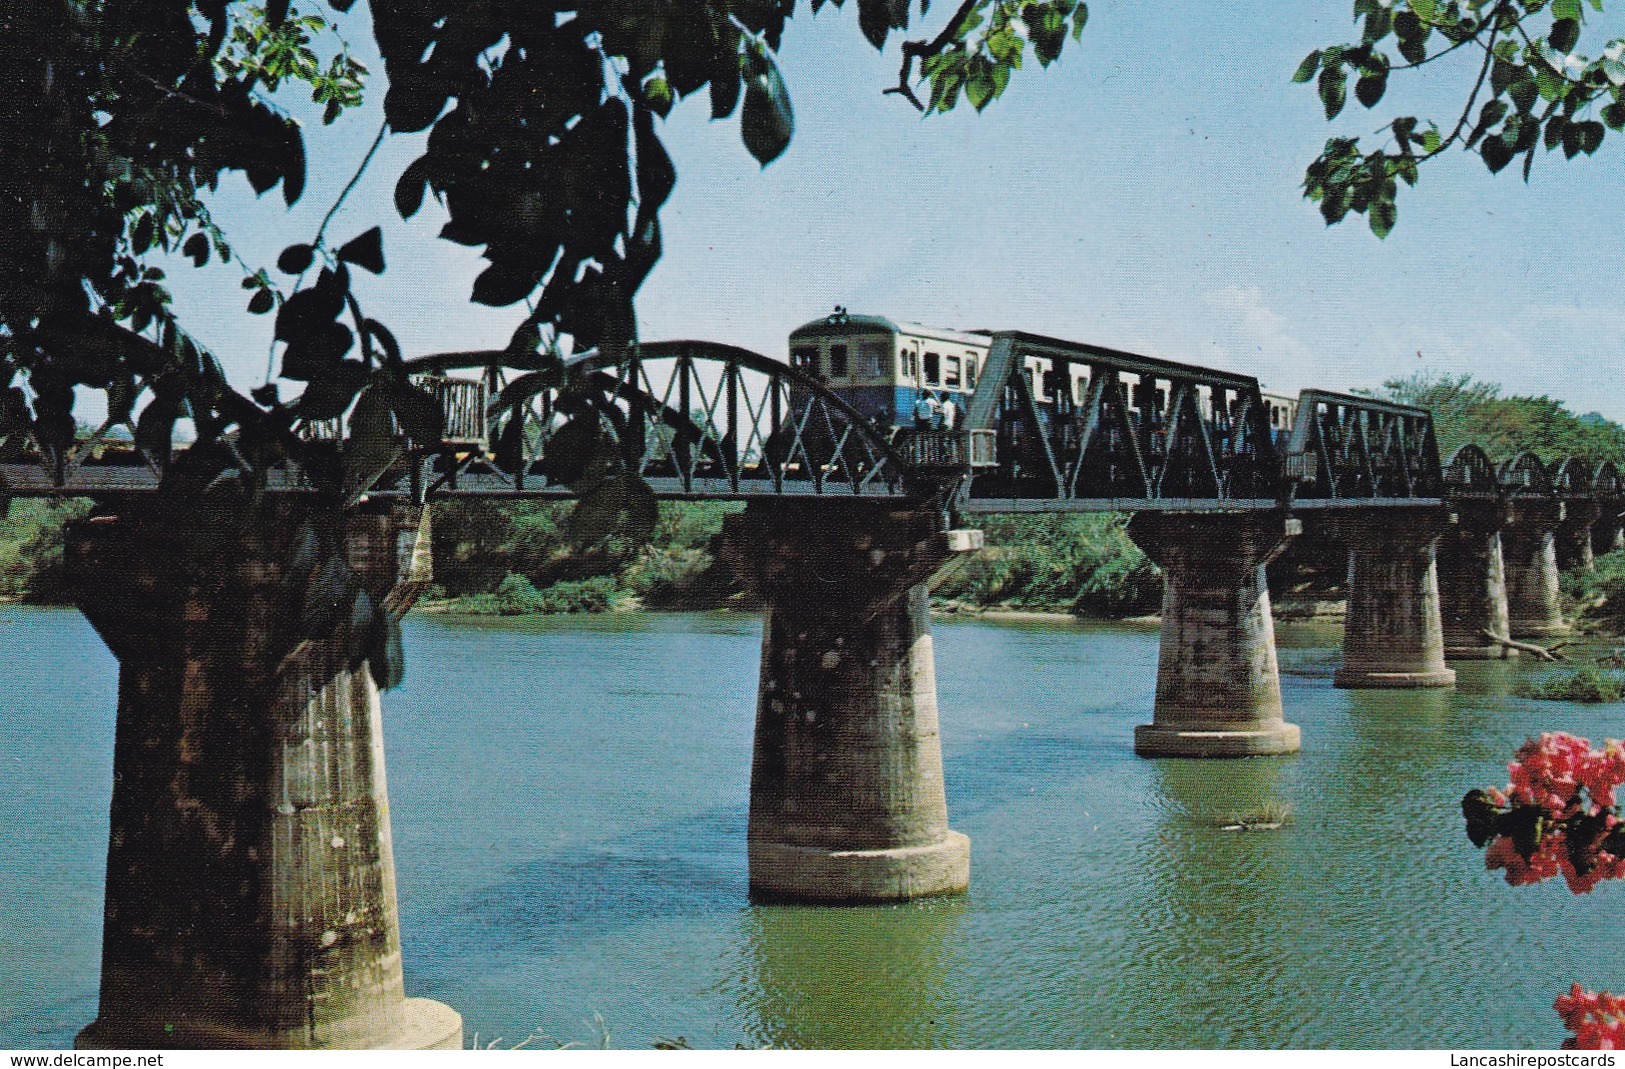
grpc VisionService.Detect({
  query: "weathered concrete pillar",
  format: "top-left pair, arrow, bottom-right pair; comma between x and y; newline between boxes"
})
1558,502 -> 1600,573
1593,513 -> 1625,557
1503,510 -> 1567,639
1436,506 -> 1516,660
1330,509 -> 1456,689
1126,512 -> 1301,758
68,499 -> 461,1050
722,501 -> 979,902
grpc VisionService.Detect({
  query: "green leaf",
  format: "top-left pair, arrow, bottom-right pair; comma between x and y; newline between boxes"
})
1509,70 -> 1538,112
1550,17 -> 1580,54
183,233 -> 210,268
538,413 -> 599,486
337,227 -> 385,274
1292,50 -> 1322,83
280,521 -> 323,599
1369,197 -> 1396,238
741,44 -> 794,166
568,475 -> 629,545
1553,0 -> 1582,21
394,157 -> 430,219
296,360 -> 368,420
277,243 -> 315,274
344,386 -> 402,495
367,609 -> 406,691
248,288 -> 275,315
1480,134 -> 1514,172
644,75 -> 674,118
621,473 -> 659,542
471,262 -> 538,307
134,394 -> 181,467
1411,0 -> 1437,22
389,383 -> 443,446
1546,112 -> 1569,149
132,213 -> 155,255
1318,66 -> 1348,120
1355,71 -> 1388,107
1602,101 -> 1625,130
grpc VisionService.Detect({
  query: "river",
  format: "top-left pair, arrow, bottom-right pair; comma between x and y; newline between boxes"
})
1,605 -> 1621,1049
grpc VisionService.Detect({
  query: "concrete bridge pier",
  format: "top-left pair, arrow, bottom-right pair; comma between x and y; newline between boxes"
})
1594,513 -> 1625,557
1126,512 -> 1301,758
1329,510 -> 1456,688
1558,502 -> 1600,573
1436,506 -> 1516,660
722,501 -> 980,902
1502,509 -> 1567,639
67,500 -> 461,1050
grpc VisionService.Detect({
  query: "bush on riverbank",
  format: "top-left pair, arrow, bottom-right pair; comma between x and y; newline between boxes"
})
0,499 -> 92,604
931,514 -> 1161,616
1566,549 -> 1625,635
1515,663 -> 1625,704
449,573 -> 627,615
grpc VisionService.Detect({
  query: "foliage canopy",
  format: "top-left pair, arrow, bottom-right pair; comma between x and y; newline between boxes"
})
1303,0 -> 1625,236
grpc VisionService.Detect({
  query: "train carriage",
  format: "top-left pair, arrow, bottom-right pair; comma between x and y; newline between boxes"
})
788,308 -> 1299,452
788,309 -> 989,434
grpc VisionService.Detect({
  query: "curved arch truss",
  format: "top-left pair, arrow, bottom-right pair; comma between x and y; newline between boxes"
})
413,340 -> 916,500
1553,456 -> 1595,497
1443,443 -> 1499,500
1596,460 -> 1622,502
1499,451 -> 1553,497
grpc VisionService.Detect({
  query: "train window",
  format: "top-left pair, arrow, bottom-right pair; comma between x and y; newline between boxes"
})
1074,375 -> 1088,404
901,348 -> 918,380
924,351 -> 940,385
860,343 -> 886,377
1271,406 -> 1281,427
792,346 -> 817,374
829,344 -> 848,378
945,356 -> 961,389
965,358 -> 978,389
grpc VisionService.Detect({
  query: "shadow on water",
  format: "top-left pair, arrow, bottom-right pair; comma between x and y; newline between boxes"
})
426,807 -> 750,966
946,728 -> 1127,822
723,898 -> 967,1050
1102,757 -> 1302,1048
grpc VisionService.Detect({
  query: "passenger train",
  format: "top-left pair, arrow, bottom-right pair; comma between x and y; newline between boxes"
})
788,308 -> 1298,444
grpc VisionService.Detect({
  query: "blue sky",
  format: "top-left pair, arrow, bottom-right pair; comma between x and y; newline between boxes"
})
161,1 -> 1625,420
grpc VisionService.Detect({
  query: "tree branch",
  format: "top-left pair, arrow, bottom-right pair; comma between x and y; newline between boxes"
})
887,0 -> 981,112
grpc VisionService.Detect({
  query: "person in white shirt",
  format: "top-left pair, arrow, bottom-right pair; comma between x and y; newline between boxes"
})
913,392 -> 935,432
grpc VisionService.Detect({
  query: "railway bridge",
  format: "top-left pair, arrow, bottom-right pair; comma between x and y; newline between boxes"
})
12,333 -> 1622,1049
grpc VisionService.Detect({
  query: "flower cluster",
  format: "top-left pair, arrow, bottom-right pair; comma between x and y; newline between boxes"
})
1556,984 -> 1625,1049
1462,733 -> 1625,895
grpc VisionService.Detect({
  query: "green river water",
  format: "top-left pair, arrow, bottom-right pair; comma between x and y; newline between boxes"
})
1,605 -> 1622,1049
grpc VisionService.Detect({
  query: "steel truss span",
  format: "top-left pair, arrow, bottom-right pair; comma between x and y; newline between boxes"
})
0,333 -> 1617,521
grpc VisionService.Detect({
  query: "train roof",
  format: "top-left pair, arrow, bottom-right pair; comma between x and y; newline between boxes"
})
789,309 -> 990,347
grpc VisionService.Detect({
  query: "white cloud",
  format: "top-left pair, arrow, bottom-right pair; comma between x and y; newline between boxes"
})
1200,285 -> 1314,393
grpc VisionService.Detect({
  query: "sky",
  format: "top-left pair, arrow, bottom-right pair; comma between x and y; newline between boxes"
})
159,1 -> 1625,422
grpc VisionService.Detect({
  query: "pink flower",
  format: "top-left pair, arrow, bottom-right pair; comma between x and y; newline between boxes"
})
1557,985 -> 1625,1049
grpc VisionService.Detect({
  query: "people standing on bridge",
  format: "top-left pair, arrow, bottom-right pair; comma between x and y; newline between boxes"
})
941,397 -> 958,431
912,392 -> 933,432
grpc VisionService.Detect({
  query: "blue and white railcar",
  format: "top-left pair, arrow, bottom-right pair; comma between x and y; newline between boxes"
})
788,309 -> 990,431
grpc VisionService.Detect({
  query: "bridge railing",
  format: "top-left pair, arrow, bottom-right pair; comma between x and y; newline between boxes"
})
899,429 -> 997,471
